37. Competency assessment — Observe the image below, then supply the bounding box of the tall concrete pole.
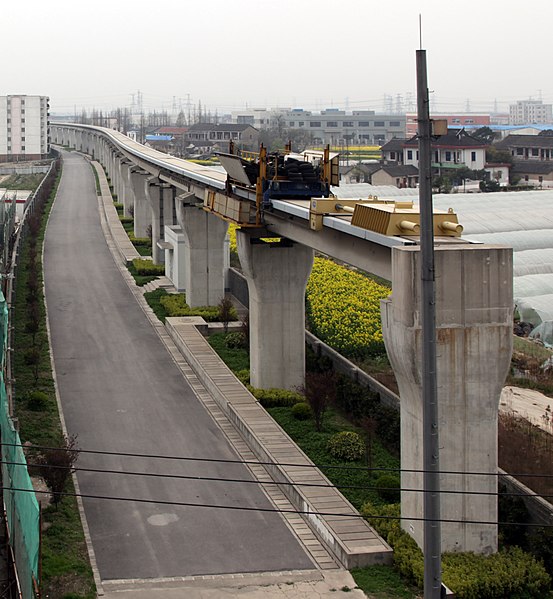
[416,49,442,598]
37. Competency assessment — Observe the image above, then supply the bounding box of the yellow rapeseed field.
[228,227,389,358]
[306,257,390,358]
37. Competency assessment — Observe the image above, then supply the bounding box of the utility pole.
[416,47,442,599]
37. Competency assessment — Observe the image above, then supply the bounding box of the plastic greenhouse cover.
[464,230,553,252]
[513,249,553,277]
[332,186,553,322]
[516,296,553,327]
[529,320,553,348]
[435,189,553,323]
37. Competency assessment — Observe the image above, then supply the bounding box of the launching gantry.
[309,197,463,237]
[205,141,462,239]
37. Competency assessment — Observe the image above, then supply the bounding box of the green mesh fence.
[0,292,40,599]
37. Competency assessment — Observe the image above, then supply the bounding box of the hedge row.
[361,502,551,598]
[131,258,164,276]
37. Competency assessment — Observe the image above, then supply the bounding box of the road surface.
[43,150,313,581]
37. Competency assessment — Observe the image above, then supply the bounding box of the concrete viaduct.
[52,123,514,556]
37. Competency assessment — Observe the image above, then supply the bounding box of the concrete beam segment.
[381,244,513,554]
[129,167,150,238]
[175,195,228,307]
[265,216,392,281]
[237,231,314,391]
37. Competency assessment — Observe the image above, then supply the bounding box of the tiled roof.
[403,130,487,148]
[376,164,419,177]
[495,134,553,149]
[380,138,408,152]
[512,161,553,174]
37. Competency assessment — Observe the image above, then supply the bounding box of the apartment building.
[509,100,553,125]
[0,95,50,162]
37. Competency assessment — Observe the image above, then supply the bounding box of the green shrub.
[442,546,551,598]
[131,259,164,276]
[374,473,401,502]
[327,431,365,461]
[335,376,400,452]
[527,527,553,574]
[27,390,50,412]
[159,293,220,321]
[249,386,304,408]
[119,216,133,224]
[234,369,250,385]
[360,501,400,541]
[292,402,312,420]
[224,331,246,349]
[129,234,151,246]
[387,528,424,587]
[365,506,551,599]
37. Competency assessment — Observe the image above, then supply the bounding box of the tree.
[176,110,186,127]
[302,371,337,432]
[218,296,235,334]
[486,145,513,165]
[38,435,80,506]
[472,126,496,145]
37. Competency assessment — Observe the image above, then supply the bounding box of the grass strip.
[13,167,96,598]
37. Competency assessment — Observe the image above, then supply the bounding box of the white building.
[230,107,406,146]
[0,95,50,162]
[509,100,553,125]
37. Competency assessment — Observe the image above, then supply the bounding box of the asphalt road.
[43,151,313,580]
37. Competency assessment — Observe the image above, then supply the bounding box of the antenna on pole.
[419,14,423,50]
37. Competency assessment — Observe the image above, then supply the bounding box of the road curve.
[43,150,313,580]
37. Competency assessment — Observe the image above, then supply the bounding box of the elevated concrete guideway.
[53,125,514,557]
[52,122,410,280]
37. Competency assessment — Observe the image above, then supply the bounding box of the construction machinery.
[204,142,339,227]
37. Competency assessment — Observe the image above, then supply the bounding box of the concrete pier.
[381,244,513,554]
[237,231,313,390]
[128,167,150,238]
[175,196,228,307]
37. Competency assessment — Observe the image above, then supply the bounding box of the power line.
[1,484,551,529]
[3,442,553,479]
[2,458,552,501]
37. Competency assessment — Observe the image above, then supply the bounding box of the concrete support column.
[129,168,150,238]
[144,177,167,264]
[237,231,314,391]
[118,159,131,213]
[175,195,228,307]
[99,139,106,167]
[162,185,176,228]
[381,245,513,554]
[107,149,115,185]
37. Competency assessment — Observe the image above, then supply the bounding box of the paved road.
[43,151,313,581]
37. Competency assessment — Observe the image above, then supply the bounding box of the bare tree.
[303,371,337,432]
[38,435,80,506]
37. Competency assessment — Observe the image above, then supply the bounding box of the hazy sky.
[3,0,552,116]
